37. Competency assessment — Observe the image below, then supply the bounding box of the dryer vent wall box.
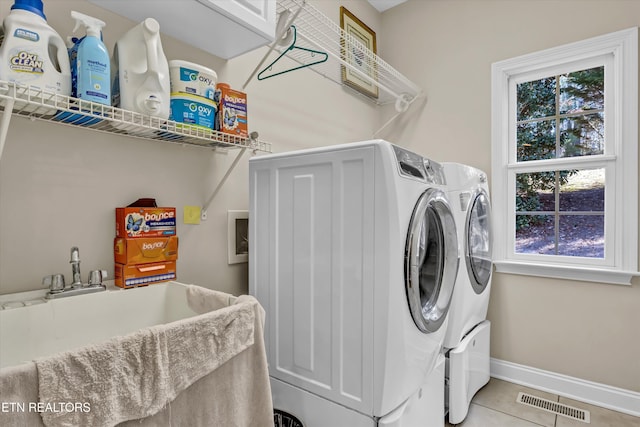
[88,0,276,59]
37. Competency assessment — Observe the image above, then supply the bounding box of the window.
[491,28,638,285]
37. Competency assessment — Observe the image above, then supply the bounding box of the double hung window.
[491,28,638,284]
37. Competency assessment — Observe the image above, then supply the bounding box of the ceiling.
[367,0,408,12]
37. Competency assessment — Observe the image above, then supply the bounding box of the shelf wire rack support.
[0,98,14,161]
[202,146,247,218]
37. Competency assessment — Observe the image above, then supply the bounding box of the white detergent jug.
[0,0,71,99]
[112,18,170,119]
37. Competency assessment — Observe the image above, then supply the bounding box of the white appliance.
[441,162,493,425]
[249,140,459,426]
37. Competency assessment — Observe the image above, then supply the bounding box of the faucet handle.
[88,270,108,287]
[43,274,65,293]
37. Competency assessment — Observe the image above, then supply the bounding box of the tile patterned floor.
[446,379,640,427]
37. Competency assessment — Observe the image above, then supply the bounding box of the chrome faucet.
[70,246,82,288]
[42,246,107,299]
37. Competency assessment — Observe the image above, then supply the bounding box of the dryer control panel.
[391,144,446,185]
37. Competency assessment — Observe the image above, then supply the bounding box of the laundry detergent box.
[216,83,248,138]
[114,236,179,265]
[114,261,176,288]
[116,207,176,238]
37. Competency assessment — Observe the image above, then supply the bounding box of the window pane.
[515,169,605,258]
[559,113,604,157]
[517,77,556,121]
[559,169,605,212]
[515,214,555,254]
[516,172,556,211]
[559,66,604,114]
[517,119,555,161]
[558,215,604,258]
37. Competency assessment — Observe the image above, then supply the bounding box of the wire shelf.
[272,0,422,110]
[0,81,272,153]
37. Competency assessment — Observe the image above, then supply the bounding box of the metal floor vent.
[517,392,591,423]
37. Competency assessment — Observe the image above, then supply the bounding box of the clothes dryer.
[441,162,493,424]
[250,140,459,426]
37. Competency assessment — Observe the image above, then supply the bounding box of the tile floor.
[446,378,640,427]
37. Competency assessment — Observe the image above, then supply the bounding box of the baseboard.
[490,358,640,417]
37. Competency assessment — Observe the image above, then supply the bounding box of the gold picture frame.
[340,6,379,99]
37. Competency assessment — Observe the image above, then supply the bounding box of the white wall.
[381,0,640,393]
[0,0,381,296]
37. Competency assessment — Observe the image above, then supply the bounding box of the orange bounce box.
[114,261,177,288]
[114,236,178,265]
[216,83,248,138]
[116,207,176,238]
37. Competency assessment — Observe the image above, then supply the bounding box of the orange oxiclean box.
[114,236,179,265]
[114,261,177,288]
[116,207,176,238]
[216,83,248,138]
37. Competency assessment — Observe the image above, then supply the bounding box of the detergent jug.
[112,18,170,119]
[0,0,71,97]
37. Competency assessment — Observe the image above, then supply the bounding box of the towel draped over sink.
[0,285,273,427]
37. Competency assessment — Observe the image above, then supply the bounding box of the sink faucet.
[42,246,107,299]
[70,246,82,288]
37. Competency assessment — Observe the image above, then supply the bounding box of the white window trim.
[491,27,638,285]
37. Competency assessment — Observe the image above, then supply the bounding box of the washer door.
[405,188,459,333]
[465,189,492,294]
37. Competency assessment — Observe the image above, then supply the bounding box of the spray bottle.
[67,35,80,98]
[70,11,110,105]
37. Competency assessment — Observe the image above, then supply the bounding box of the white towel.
[120,289,273,427]
[0,362,43,427]
[35,287,257,427]
[186,283,237,313]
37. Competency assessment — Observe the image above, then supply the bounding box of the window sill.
[494,260,639,285]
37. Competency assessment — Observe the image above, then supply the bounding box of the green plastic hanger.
[257,25,328,80]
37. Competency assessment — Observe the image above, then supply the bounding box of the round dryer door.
[466,189,492,294]
[405,188,459,333]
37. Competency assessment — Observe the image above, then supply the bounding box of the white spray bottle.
[70,11,110,105]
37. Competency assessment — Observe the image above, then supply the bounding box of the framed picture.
[227,210,248,264]
[340,6,379,99]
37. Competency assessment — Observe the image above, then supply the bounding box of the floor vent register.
[517,392,591,423]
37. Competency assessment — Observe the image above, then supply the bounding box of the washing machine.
[441,162,493,425]
[249,140,459,426]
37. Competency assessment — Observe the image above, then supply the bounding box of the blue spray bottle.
[70,11,110,105]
